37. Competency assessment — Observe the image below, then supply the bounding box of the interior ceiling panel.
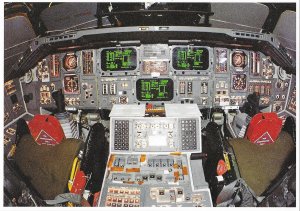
[40,3,98,33]
[210,3,269,32]
[4,42,30,76]
[4,15,36,74]
[4,15,36,49]
[273,10,296,60]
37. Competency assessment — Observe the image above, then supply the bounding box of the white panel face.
[110,104,146,117]
[110,104,202,153]
[148,135,168,147]
[165,104,201,117]
[210,3,269,32]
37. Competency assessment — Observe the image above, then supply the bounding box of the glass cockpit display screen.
[136,79,174,101]
[172,47,209,70]
[101,47,137,71]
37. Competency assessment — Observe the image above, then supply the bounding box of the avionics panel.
[81,50,94,75]
[111,117,200,152]
[100,47,138,74]
[215,48,229,74]
[63,74,80,94]
[172,46,211,75]
[99,104,211,207]
[49,54,61,78]
[99,77,134,109]
[63,52,78,71]
[172,46,209,70]
[140,44,170,75]
[109,104,202,153]
[20,44,296,113]
[99,154,212,207]
[231,50,248,71]
[142,60,169,75]
[287,86,296,115]
[177,76,212,107]
[136,78,174,101]
[4,79,26,125]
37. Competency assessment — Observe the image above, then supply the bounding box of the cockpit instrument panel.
[232,74,247,91]
[142,60,169,75]
[172,46,209,71]
[101,47,137,72]
[250,52,260,77]
[49,55,60,77]
[136,78,174,101]
[261,57,274,79]
[19,43,295,118]
[63,52,78,71]
[37,59,50,82]
[215,48,228,73]
[232,51,247,70]
[64,74,80,94]
[287,87,296,114]
[82,50,94,75]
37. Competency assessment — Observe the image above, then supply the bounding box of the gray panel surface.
[40,3,97,31]
[211,3,269,32]
[273,10,296,60]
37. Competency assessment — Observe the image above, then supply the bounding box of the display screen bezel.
[136,78,174,101]
[100,47,137,71]
[172,46,209,71]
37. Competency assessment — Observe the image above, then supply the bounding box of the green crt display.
[136,79,174,101]
[101,48,137,71]
[172,47,209,70]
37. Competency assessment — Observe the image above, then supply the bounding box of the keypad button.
[114,120,129,150]
[181,119,198,151]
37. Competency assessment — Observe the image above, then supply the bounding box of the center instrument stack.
[98,104,212,207]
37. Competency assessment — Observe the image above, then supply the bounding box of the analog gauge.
[63,53,78,70]
[232,74,247,91]
[232,51,247,69]
[67,79,78,92]
[64,74,80,94]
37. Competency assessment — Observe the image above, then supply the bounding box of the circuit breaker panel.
[98,104,212,207]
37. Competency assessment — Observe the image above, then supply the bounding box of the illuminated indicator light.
[107,155,115,167]
[126,168,140,173]
[182,166,189,175]
[140,154,146,162]
[110,167,124,172]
